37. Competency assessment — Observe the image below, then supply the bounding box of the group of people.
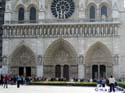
[0,74,121,93]
[97,76,117,92]
[0,74,32,88]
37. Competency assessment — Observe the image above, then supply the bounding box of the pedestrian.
[97,78,102,87]
[3,75,9,88]
[108,75,115,92]
[0,74,3,85]
[102,78,106,87]
[16,75,21,88]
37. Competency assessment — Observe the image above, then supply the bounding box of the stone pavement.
[0,85,124,93]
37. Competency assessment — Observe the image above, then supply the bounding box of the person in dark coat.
[0,74,3,85]
[16,75,21,88]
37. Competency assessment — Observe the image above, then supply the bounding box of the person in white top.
[108,76,115,92]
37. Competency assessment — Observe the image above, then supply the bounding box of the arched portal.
[43,39,77,80]
[10,45,36,77]
[85,42,113,80]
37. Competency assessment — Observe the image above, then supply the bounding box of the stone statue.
[101,15,106,21]
[113,54,119,65]
[38,55,42,65]
[79,55,84,64]
[3,56,8,65]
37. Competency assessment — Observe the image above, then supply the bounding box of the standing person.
[3,75,9,88]
[102,78,106,87]
[108,76,115,92]
[97,78,102,87]
[16,75,21,88]
[1,74,3,85]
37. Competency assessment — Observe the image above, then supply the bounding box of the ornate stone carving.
[20,52,30,65]
[54,49,69,64]
[11,46,36,66]
[79,3,84,11]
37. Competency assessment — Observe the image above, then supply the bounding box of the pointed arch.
[101,5,108,17]
[99,2,111,19]
[29,7,37,23]
[10,45,36,67]
[27,4,38,23]
[9,45,36,76]
[85,41,112,64]
[43,39,78,79]
[85,42,113,79]
[27,4,38,11]
[43,39,77,62]
[87,3,97,22]
[18,7,25,22]
[16,4,25,11]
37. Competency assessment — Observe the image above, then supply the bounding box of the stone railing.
[2,23,120,38]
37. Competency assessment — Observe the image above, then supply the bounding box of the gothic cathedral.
[1,0,125,81]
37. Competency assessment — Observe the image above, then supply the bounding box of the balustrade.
[2,23,120,38]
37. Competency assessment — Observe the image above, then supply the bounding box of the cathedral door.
[55,65,61,78]
[19,67,24,76]
[63,65,69,80]
[92,65,106,79]
[100,65,106,78]
[26,67,31,76]
[92,65,98,79]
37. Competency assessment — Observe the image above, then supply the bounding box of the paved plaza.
[0,85,124,93]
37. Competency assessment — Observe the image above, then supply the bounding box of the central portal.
[55,65,69,80]
[92,65,106,79]
[19,67,31,76]
[43,39,78,80]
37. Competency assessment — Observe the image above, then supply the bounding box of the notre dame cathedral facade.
[1,0,125,80]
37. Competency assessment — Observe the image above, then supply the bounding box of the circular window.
[51,0,75,19]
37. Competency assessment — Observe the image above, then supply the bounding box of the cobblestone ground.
[0,85,124,93]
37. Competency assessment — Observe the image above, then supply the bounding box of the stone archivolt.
[10,45,36,67]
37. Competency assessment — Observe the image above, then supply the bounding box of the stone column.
[78,55,84,79]
[36,55,43,77]
[61,65,63,79]
[96,9,100,21]
[25,11,29,23]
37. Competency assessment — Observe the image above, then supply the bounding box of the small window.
[101,6,107,17]
[30,7,36,23]
[18,7,24,23]
[90,6,96,22]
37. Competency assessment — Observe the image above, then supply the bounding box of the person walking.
[108,76,115,92]
[16,75,21,88]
